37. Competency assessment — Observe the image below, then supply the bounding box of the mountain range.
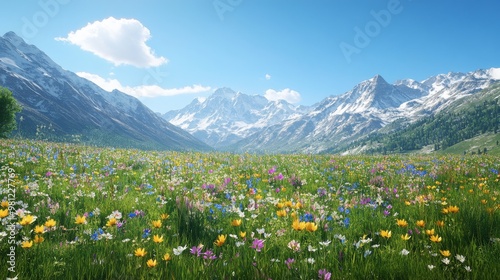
[0,31,210,151]
[1,31,499,154]
[163,68,500,153]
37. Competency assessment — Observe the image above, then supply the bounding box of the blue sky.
[2,0,500,113]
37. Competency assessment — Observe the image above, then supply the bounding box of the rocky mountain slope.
[0,31,211,151]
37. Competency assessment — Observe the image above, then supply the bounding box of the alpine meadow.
[1,139,500,279]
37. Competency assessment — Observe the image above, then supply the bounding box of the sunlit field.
[1,139,499,280]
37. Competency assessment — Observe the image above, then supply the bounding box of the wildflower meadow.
[0,139,499,279]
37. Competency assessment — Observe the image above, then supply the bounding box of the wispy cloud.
[265,74,271,80]
[77,72,211,98]
[264,88,301,104]
[56,17,166,68]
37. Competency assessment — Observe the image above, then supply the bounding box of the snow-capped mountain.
[162,87,310,148]
[231,68,500,153]
[0,31,210,151]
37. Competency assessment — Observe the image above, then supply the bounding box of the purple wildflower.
[251,239,265,252]
[203,249,217,260]
[190,245,203,257]
[285,258,295,269]
[318,269,332,280]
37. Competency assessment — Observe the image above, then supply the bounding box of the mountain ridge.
[162,87,310,148]
[164,67,500,153]
[0,31,211,151]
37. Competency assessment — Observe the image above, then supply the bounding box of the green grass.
[440,132,500,156]
[0,138,499,279]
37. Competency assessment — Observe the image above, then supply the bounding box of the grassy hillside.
[439,132,500,156]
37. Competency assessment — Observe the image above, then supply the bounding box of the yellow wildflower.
[0,209,8,218]
[401,233,411,241]
[425,229,435,236]
[415,220,425,228]
[440,250,451,257]
[153,234,164,243]
[292,219,306,231]
[75,215,86,225]
[305,222,318,232]
[151,220,162,228]
[396,219,408,227]
[380,230,392,239]
[214,234,227,247]
[134,248,147,257]
[34,225,45,234]
[20,215,36,226]
[106,217,117,227]
[34,235,44,244]
[146,259,157,268]
[1,200,8,208]
[447,205,459,213]
[161,213,170,220]
[45,219,56,228]
[163,253,172,262]
[21,240,33,248]
[231,219,242,227]
[276,210,287,217]
[430,234,442,243]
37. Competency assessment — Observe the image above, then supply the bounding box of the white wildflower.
[319,240,331,247]
[400,249,410,256]
[173,245,188,255]
[455,254,466,263]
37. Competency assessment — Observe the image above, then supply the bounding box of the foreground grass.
[0,139,499,279]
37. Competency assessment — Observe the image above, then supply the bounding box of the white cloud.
[77,72,122,91]
[265,74,271,80]
[77,72,211,98]
[56,17,167,68]
[264,88,301,104]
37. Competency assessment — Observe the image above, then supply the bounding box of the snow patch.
[0,57,19,68]
[487,68,500,80]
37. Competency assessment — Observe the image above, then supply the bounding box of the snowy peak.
[163,87,309,148]
[368,74,388,85]
[313,74,425,118]
[3,31,25,47]
[212,87,237,98]
[485,68,500,79]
